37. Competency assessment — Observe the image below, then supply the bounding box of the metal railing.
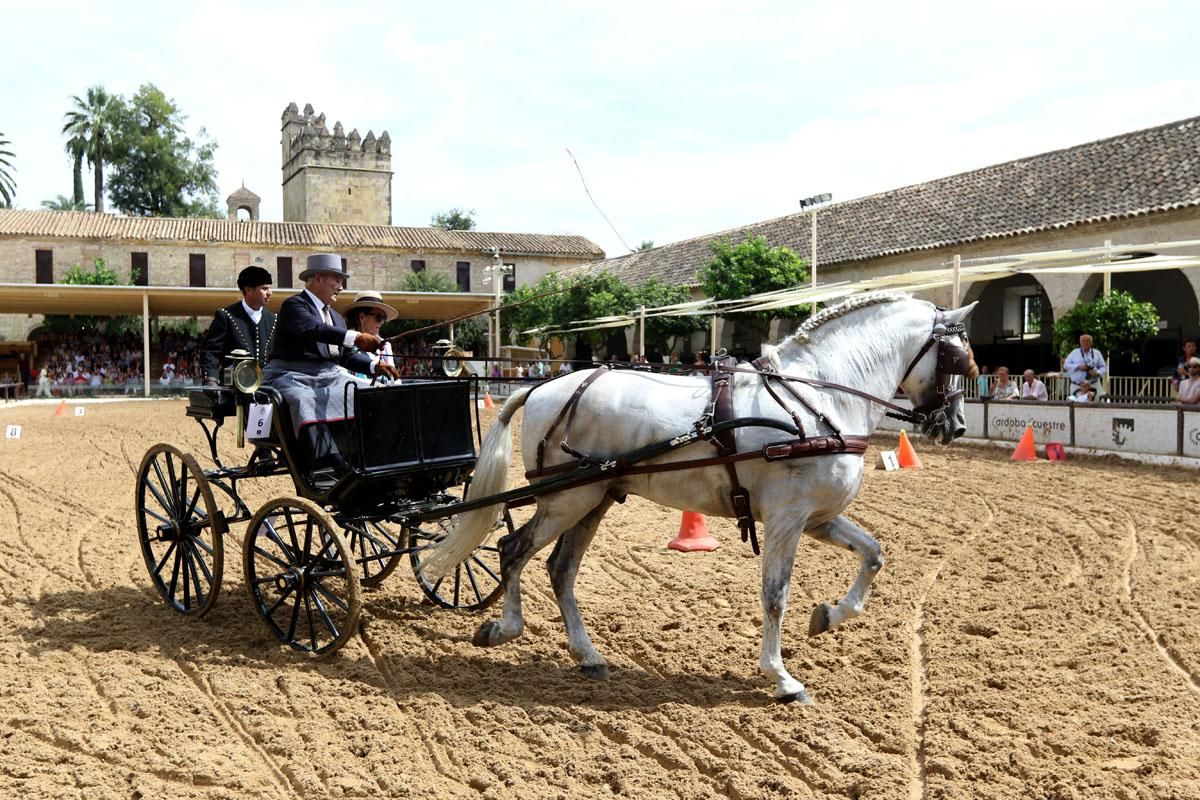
[966,373,1178,403]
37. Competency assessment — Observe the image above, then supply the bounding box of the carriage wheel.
[243,497,361,655]
[407,506,511,611]
[344,519,406,588]
[135,443,224,616]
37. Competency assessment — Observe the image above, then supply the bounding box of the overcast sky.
[4,1,1199,258]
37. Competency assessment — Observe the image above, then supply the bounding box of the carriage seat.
[186,386,236,421]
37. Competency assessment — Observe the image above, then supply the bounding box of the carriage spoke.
[154,540,178,577]
[309,589,340,639]
[283,508,302,563]
[191,535,214,555]
[168,541,183,600]
[311,580,350,613]
[462,559,484,605]
[145,465,176,519]
[141,507,171,526]
[180,546,192,609]
[266,585,295,617]
[469,554,500,583]
[303,590,318,652]
[188,540,214,583]
[184,545,205,607]
[183,485,202,522]
[165,453,179,514]
[302,518,314,566]
[260,522,297,565]
[251,544,291,571]
[285,586,303,642]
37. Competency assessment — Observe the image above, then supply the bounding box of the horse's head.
[899,302,978,445]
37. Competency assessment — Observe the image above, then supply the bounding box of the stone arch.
[1111,268,1200,374]
[964,273,1057,373]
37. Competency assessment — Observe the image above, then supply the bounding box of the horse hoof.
[580,663,610,681]
[776,689,813,705]
[808,603,833,636]
[473,621,503,647]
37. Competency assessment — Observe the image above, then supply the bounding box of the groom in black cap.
[263,253,400,476]
[200,265,278,386]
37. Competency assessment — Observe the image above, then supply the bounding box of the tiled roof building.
[568,116,1200,287]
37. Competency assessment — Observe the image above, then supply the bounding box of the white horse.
[421,292,977,703]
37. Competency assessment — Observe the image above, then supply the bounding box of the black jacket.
[268,292,375,375]
[199,301,277,383]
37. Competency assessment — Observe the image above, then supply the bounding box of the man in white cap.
[263,254,400,477]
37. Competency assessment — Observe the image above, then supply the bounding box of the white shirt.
[1021,379,1048,401]
[241,299,263,325]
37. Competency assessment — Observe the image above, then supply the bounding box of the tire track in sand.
[1117,509,1200,695]
[908,492,995,800]
[172,656,299,799]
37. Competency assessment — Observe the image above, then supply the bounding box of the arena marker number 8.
[5,424,21,439]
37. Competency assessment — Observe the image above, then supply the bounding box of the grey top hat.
[298,253,351,282]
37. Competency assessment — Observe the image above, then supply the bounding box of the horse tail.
[418,387,533,580]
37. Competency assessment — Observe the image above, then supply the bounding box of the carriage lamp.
[225,350,263,448]
[433,338,467,378]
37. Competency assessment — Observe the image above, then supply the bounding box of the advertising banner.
[1183,409,1200,459]
[1072,405,1177,455]
[986,403,1070,444]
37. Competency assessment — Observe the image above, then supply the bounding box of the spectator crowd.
[28,329,204,397]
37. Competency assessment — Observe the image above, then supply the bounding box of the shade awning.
[0,283,493,321]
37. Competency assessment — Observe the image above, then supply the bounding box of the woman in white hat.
[343,290,399,382]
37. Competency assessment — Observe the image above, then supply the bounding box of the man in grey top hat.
[263,253,400,476]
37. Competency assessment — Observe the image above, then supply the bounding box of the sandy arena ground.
[0,398,1198,799]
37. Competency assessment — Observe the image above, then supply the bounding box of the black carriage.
[134,367,508,655]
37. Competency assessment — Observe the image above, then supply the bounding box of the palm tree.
[65,136,86,207]
[42,194,90,211]
[0,132,15,208]
[62,86,120,213]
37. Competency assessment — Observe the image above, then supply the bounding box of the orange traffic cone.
[668,511,719,552]
[53,400,68,417]
[483,392,495,409]
[897,429,922,469]
[1011,426,1039,461]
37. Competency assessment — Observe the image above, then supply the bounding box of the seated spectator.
[1179,357,1200,404]
[1174,339,1198,386]
[1070,380,1097,403]
[991,366,1019,400]
[1020,369,1048,401]
[557,360,573,375]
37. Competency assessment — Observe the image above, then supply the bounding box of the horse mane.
[789,291,917,345]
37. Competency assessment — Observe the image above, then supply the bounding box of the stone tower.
[281,102,392,225]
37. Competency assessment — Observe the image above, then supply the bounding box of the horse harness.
[524,310,970,556]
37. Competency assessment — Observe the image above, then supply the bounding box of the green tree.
[636,240,655,251]
[696,235,810,344]
[0,132,15,208]
[65,135,86,207]
[631,278,705,357]
[106,84,220,218]
[42,194,90,211]
[42,258,139,334]
[62,85,121,213]
[503,271,701,357]
[381,270,486,354]
[1053,290,1159,369]
[431,208,476,230]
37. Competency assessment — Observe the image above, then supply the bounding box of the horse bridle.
[898,309,972,423]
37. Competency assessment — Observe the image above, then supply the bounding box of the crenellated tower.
[281,102,393,225]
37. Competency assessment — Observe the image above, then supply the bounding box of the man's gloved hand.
[354,332,384,353]
[376,362,401,381]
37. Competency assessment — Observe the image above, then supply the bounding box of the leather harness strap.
[536,365,611,475]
